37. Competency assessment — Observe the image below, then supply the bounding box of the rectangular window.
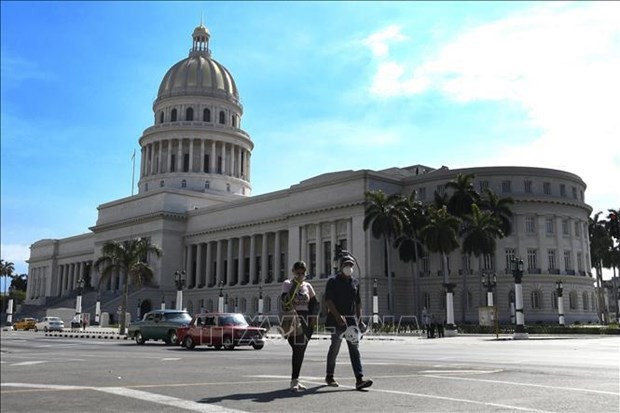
[548,249,557,270]
[183,154,190,172]
[267,254,273,283]
[524,180,533,193]
[545,217,555,235]
[204,154,210,173]
[575,222,581,237]
[577,253,583,271]
[255,256,261,284]
[560,184,566,197]
[502,180,512,193]
[527,248,538,271]
[526,216,536,234]
[461,255,471,274]
[418,187,426,200]
[171,154,176,172]
[479,180,489,192]
[505,248,516,272]
[564,250,573,270]
[483,254,494,270]
[562,219,569,235]
[308,243,316,277]
[422,254,430,275]
[572,187,577,199]
[323,241,332,277]
[543,182,551,195]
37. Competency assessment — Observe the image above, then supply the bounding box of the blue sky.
[2,1,619,277]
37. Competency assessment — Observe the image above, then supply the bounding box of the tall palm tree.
[446,173,480,323]
[394,191,428,318]
[419,205,461,329]
[363,190,409,314]
[94,238,162,334]
[480,188,514,237]
[461,204,505,305]
[0,259,15,297]
[589,213,611,323]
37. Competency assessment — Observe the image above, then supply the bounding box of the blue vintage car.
[127,309,192,345]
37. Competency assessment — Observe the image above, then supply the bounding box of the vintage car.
[127,309,192,345]
[35,316,65,332]
[13,318,37,331]
[177,313,266,350]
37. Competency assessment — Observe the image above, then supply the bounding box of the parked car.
[13,318,37,331]
[127,309,192,345]
[177,312,266,350]
[35,316,65,332]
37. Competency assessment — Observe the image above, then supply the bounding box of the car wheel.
[167,331,178,346]
[214,344,222,350]
[34,327,39,332]
[183,336,195,350]
[44,327,49,332]
[135,331,146,345]
[223,336,234,350]
[252,343,264,350]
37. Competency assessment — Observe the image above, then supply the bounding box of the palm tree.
[589,213,611,323]
[363,190,409,314]
[419,205,461,330]
[461,204,505,305]
[480,188,514,237]
[446,173,480,323]
[94,238,162,334]
[394,191,428,318]
[1,259,15,297]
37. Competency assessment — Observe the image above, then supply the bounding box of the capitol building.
[25,24,598,326]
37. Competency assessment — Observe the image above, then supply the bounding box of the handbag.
[280,281,303,338]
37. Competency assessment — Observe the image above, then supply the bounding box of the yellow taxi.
[13,318,37,331]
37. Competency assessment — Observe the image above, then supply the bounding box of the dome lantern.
[190,22,211,57]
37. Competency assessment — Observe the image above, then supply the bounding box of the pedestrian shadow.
[198,385,339,404]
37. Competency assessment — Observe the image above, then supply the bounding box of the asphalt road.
[1,331,618,413]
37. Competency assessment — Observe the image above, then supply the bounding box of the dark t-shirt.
[324,273,361,327]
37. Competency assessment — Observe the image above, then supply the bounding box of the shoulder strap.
[283,281,303,308]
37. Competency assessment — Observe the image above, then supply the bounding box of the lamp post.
[258,284,264,323]
[6,286,14,326]
[556,280,565,326]
[174,270,185,311]
[443,282,457,335]
[160,295,166,310]
[218,281,224,312]
[372,279,379,325]
[511,257,528,339]
[481,272,497,306]
[234,297,239,313]
[224,293,229,312]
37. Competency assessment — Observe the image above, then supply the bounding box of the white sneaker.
[290,379,306,392]
[297,381,307,391]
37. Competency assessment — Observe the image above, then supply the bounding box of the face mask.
[342,266,354,276]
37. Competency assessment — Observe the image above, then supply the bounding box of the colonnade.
[140,138,250,181]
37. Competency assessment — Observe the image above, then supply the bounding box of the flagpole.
[131,149,136,196]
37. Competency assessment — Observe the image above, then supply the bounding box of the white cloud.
[361,24,408,58]
[363,3,620,212]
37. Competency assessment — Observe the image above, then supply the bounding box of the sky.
[1,1,619,279]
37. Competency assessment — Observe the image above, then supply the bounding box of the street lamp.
[76,278,85,327]
[225,293,229,312]
[556,280,565,326]
[481,272,497,306]
[160,295,166,310]
[174,270,185,311]
[95,291,101,325]
[234,297,239,313]
[6,286,14,326]
[511,257,528,339]
[258,284,264,323]
[372,279,379,325]
[218,281,224,312]
[443,282,457,335]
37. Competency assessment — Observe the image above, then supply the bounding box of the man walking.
[324,252,373,390]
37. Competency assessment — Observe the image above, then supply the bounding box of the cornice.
[90,211,188,233]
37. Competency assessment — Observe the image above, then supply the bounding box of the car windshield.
[48,317,61,322]
[218,314,248,326]
[164,312,192,322]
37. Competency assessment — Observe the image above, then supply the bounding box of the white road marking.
[420,369,503,375]
[161,358,182,361]
[2,383,247,412]
[11,361,48,366]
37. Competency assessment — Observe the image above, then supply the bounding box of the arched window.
[186,107,194,121]
[159,112,164,124]
[531,290,542,309]
[582,292,589,310]
[160,180,164,188]
[219,110,226,124]
[181,179,187,188]
[203,108,211,122]
[569,291,578,309]
[171,109,177,122]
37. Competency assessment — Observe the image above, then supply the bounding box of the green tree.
[94,238,162,334]
[363,190,409,314]
[1,259,15,297]
[480,188,514,237]
[589,213,611,323]
[394,191,428,318]
[419,205,461,328]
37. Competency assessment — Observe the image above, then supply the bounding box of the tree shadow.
[198,385,341,404]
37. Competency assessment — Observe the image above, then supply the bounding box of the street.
[1,331,618,412]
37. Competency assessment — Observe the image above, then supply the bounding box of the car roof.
[145,309,189,315]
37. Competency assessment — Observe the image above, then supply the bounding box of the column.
[249,235,256,284]
[140,147,147,178]
[177,139,183,172]
[238,236,245,284]
[196,242,204,287]
[346,220,352,250]
[188,138,194,172]
[185,245,192,285]
[227,238,234,286]
[211,141,216,173]
[274,231,281,282]
[205,241,213,286]
[300,225,307,263]
[200,139,206,173]
[221,142,227,175]
[58,265,64,296]
[167,139,173,172]
[316,224,323,277]
[158,141,163,174]
[216,240,223,285]
[231,145,236,177]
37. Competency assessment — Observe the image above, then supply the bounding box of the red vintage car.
[177,313,266,350]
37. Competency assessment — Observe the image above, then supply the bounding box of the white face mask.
[342,266,354,276]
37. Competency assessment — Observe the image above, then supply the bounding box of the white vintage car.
[35,316,65,332]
